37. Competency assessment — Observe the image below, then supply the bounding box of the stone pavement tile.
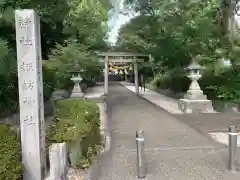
[89,84,234,179]
[108,86,221,149]
[96,148,240,180]
[175,113,240,133]
[119,82,182,114]
[84,85,104,98]
[85,85,104,94]
[119,82,240,133]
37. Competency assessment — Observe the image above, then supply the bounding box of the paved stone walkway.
[119,82,182,114]
[84,84,105,98]
[88,83,240,180]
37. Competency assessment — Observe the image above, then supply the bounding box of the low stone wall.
[85,95,108,151]
[96,100,109,150]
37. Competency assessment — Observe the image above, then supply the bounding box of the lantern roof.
[68,61,84,73]
[186,61,203,70]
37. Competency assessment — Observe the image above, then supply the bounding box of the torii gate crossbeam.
[96,51,151,95]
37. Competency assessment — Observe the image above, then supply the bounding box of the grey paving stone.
[95,149,240,180]
[88,83,239,180]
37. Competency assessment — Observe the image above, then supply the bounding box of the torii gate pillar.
[134,60,139,95]
[104,55,109,95]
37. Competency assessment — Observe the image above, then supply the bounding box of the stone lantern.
[178,60,214,113]
[69,61,85,98]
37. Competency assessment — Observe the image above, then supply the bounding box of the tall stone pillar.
[104,55,109,95]
[15,9,46,180]
[134,61,139,95]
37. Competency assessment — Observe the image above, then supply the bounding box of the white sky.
[107,0,135,44]
[108,14,132,43]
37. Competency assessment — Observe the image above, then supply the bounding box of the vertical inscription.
[15,9,45,180]
[35,13,46,174]
[20,62,34,72]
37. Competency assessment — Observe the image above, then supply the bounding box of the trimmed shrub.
[150,67,240,102]
[53,71,73,91]
[42,64,55,101]
[0,124,22,180]
[149,70,190,93]
[199,68,240,101]
[0,74,18,117]
[82,79,96,88]
[0,65,57,117]
[46,99,101,169]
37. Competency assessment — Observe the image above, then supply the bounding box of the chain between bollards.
[136,130,146,178]
[228,125,238,171]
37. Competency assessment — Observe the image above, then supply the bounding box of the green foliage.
[149,70,190,93]
[0,124,22,180]
[117,0,240,102]
[50,99,100,142]
[46,99,101,169]
[47,42,103,81]
[42,65,55,101]
[0,0,109,175]
[64,0,109,50]
[0,65,57,117]
[76,144,101,169]
[0,0,110,116]
[0,74,19,117]
[0,39,16,76]
[43,61,72,91]
[199,67,240,101]
[149,67,240,102]
[117,0,223,68]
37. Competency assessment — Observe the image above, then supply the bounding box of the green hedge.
[0,124,22,180]
[150,67,240,102]
[46,99,101,169]
[0,64,63,118]
[42,65,55,101]
[0,62,98,118]
[150,70,190,93]
[0,74,19,117]
[199,68,240,101]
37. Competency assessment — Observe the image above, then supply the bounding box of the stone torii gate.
[96,52,150,95]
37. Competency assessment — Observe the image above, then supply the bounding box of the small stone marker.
[15,9,46,180]
[47,143,68,180]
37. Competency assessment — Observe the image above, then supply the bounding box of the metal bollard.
[136,131,146,178]
[228,125,238,171]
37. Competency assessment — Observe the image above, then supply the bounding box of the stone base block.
[45,143,68,180]
[178,99,215,113]
[184,90,207,101]
[70,92,84,98]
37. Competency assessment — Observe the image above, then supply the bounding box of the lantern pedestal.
[184,80,207,100]
[70,74,84,98]
[179,99,214,113]
[178,61,215,113]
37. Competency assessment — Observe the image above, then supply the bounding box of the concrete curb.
[63,89,110,180]
[82,95,111,180]
[99,100,111,152]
